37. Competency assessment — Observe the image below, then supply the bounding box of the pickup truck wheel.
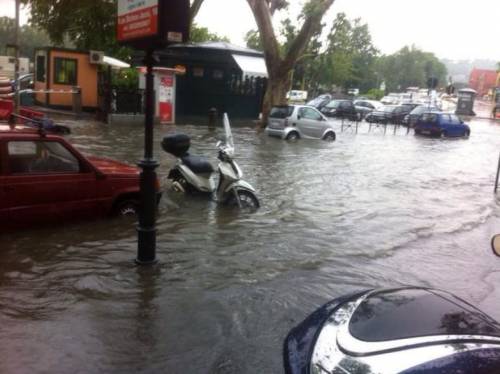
[115,199,139,216]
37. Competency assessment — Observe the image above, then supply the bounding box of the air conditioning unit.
[89,50,104,64]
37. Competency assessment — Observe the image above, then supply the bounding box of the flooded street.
[2,117,500,373]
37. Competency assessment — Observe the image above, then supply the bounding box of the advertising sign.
[158,73,175,124]
[117,0,158,42]
[117,0,190,49]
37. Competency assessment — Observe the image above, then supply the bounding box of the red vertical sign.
[158,73,174,123]
[117,0,158,42]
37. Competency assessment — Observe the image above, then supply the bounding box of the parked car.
[284,287,500,374]
[414,112,471,138]
[265,105,336,141]
[306,94,332,110]
[353,99,383,119]
[320,99,359,121]
[0,124,161,230]
[347,88,359,96]
[286,90,308,103]
[402,105,440,127]
[380,93,400,105]
[365,104,413,124]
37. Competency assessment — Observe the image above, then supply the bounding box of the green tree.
[377,46,447,92]
[244,30,263,51]
[246,0,336,119]
[22,0,206,60]
[302,13,378,93]
[0,16,54,58]
[190,24,229,43]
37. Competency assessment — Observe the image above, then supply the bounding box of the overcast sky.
[0,0,498,61]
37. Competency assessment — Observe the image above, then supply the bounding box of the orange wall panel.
[49,50,98,108]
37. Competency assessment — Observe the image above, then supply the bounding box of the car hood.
[87,156,139,176]
[284,287,500,374]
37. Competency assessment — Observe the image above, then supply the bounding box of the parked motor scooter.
[161,113,259,210]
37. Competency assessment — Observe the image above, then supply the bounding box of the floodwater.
[2,117,500,373]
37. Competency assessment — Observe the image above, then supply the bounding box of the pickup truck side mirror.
[297,115,301,120]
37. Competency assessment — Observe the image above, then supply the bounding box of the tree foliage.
[246,0,336,118]
[21,0,206,60]
[377,46,447,92]
[0,16,54,58]
[244,30,263,51]
[190,24,229,43]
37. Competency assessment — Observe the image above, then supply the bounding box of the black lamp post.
[116,0,190,265]
[136,48,159,265]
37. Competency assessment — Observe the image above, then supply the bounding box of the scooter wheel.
[227,190,260,211]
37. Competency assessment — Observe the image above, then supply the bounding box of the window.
[299,107,322,121]
[269,106,293,119]
[421,113,438,123]
[36,55,46,82]
[54,57,77,85]
[212,69,223,79]
[325,100,340,109]
[8,141,80,174]
[192,67,204,77]
[450,114,461,124]
[441,114,451,123]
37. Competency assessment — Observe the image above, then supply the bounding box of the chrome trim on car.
[310,289,500,374]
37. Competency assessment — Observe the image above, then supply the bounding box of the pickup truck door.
[4,139,98,227]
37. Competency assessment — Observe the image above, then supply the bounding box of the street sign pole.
[117,0,190,265]
[136,48,159,265]
[136,48,159,264]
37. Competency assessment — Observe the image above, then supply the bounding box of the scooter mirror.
[492,234,500,257]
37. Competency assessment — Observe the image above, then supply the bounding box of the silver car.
[265,105,336,141]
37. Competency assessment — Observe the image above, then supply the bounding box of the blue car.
[414,112,470,138]
[284,287,500,374]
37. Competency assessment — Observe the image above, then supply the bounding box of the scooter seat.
[181,154,214,174]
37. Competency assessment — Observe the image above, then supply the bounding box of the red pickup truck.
[0,124,160,230]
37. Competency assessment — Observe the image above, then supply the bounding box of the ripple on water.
[2,119,500,372]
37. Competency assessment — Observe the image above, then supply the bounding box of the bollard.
[72,86,82,117]
[208,107,217,128]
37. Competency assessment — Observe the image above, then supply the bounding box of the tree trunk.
[262,69,290,121]
[247,0,335,123]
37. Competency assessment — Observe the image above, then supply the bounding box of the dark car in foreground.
[0,124,161,230]
[320,99,359,121]
[284,287,500,374]
[414,112,470,138]
[365,104,413,124]
[402,104,440,127]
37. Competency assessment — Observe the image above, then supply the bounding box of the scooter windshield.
[223,113,235,156]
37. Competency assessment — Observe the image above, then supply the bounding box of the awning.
[103,56,130,69]
[231,54,268,78]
